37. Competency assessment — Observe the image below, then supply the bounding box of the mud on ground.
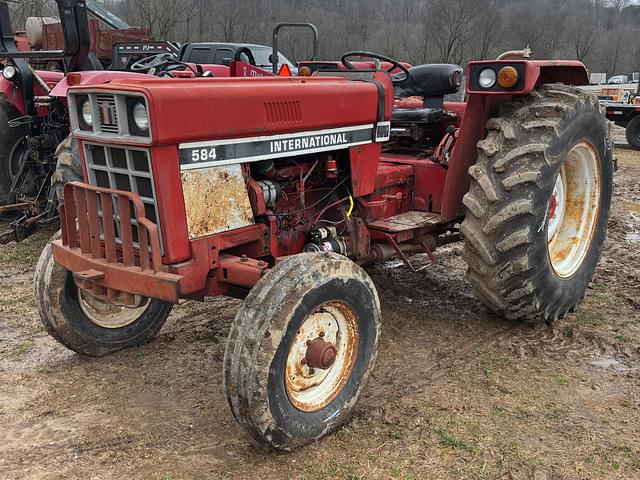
[0,149,639,480]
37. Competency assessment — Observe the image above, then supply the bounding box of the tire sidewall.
[265,276,378,446]
[530,106,613,308]
[36,237,172,356]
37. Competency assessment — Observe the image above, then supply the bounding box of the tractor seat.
[393,63,463,99]
[391,64,463,119]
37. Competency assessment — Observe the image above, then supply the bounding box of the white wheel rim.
[547,141,601,278]
[78,289,150,329]
[285,302,359,413]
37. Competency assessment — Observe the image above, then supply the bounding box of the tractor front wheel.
[224,253,381,450]
[461,84,613,323]
[34,236,173,356]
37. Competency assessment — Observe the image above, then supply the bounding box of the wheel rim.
[547,141,601,278]
[285,302,359,413]
[78,289,150,329]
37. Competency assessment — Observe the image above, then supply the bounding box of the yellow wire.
[346,195,354,218]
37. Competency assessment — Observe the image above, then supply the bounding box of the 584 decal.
[190,147,217,162]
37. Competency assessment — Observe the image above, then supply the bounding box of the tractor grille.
[83,142,162,251]
[96,94,120,134]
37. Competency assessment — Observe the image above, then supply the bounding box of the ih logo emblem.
[99,102,116,125]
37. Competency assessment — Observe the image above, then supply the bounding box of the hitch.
[0,210,54,245]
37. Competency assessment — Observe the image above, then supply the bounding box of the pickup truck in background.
[179,42,296,74]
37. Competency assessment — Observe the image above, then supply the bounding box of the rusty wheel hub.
[305,337,337,369]
[547,141,601,278]
[285,302,359,412]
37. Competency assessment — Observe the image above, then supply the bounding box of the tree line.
[11,0,640,77]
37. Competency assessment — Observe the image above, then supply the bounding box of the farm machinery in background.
[604,89,640,149]
[33,29,613,451]
[0,0,269,245]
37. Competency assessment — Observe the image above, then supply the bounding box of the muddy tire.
[51,134,82,206]
[34,235,173,357]
[461,84,613,323]
[0,95,30,205]
[625,115,640,149]
[224,253,381,450]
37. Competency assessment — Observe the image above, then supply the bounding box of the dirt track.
[1,149,639,480]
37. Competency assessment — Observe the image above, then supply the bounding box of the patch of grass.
[301,459,366,480]
[0,228,53,266]
[480,354,495,377]
[16,339,34,354]
[615,333,632,344]
[544,402,563,420]
[576,308,605,326]
[553,373,569,385]
[435,427,473,452]
[492,407,509,418]
[0,297,19,306]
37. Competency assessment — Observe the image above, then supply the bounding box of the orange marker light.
[497,66,519,89]
[278,64,293,77]
[67,73,82,86]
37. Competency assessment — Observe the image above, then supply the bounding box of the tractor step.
[368,211,442,233]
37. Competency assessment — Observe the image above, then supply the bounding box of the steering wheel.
[340,51,410,82]
[233,47,257,66]
[129,53,176,73]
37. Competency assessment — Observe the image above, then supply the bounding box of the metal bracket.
[383,233,427,273]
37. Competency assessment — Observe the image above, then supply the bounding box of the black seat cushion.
[393,64,462,99]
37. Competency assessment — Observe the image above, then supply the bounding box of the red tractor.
[0,1,266,244]
[34,49,613,450]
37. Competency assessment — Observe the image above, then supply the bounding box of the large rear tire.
[461,84,613,323]
[224,253,381,450]
[34,235,173,357]
[51,134,82,205]
[0,95,30,205]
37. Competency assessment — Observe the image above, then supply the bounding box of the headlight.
[81,99,93,128]
[478,68,496,88]
[132,102,149,132]
[2,65,18,81]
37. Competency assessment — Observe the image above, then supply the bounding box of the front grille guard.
[60,181,165,304]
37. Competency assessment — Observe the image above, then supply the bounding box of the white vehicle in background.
[608,75,629,84]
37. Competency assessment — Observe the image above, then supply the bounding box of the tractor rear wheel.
[224,253,381,450]
[461,84,613,323]
[51,134,82,206]
[0,95,30,205]
[34,236,173,356]
[625,115,640,149]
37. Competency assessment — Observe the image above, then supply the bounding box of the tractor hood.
[70,75,393,145]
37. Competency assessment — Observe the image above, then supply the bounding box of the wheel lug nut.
[301,358,307,365]
[308,368,315,375]
[319,331,325,337]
